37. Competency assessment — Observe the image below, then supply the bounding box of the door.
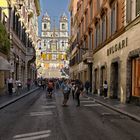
[132,58,140,97]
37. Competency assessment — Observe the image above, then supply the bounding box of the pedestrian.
[103,80,108,99]
[75,79,83,107]
[47,80,54,98]
[61,80,71,106]
[84,80,90,95]
[27,78,31,91]
[15,79,22,95]
[71,81,76,100]
[7,77,14,95]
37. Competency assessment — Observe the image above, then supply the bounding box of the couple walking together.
[61,79,83,107]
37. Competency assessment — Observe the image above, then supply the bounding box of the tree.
[0,22,10,55]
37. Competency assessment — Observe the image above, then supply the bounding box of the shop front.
[93,22,140,103]
[0,56,11,94]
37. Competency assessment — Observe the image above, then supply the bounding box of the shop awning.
[0,56,11,71]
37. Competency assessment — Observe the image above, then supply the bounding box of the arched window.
[62,24,65,29]
[44,23,47,29]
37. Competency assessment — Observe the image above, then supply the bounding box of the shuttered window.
[88,33,92,49]
[90,0,93,21]
[97,0,100,12]
[102,15,107,42]
[94,28,97,48]
[111,2,118,35]
[126,0,132,23]
[96,23,100,46]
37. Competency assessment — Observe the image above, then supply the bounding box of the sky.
[38,0,70,35]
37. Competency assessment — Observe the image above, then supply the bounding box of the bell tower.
[59,13,68,31]
[42,11,51,32]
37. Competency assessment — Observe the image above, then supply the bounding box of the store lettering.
[107,37,128,56]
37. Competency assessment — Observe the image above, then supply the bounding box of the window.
[111,3,117,35]
[136,0,140,16]
[97,0,100,12]
[52,54,57,60]
[89,33,92,49]
[44,40,46,46]
[62,41,64,47]
[44,23,46,29]
[85,11,88,30]
[126,0,132,23]
[62,24,65,29]
[90,0,93,21]
[96,22,100,47]
[102,15,107,42]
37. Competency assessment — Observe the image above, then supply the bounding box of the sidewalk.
[85,93,140,122]
[0,86,39,110]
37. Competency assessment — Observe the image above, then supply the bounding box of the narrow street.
[0,89,140,140]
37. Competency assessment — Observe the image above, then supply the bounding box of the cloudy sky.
[38,0,70,35]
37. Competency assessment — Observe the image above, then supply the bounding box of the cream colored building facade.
[0,0,40,94]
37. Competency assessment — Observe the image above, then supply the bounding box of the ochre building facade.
[69,0,140,104]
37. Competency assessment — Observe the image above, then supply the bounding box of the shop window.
[95,69,99,93]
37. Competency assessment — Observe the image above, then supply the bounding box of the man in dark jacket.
[85,80,90,95]
[75,79,83,107]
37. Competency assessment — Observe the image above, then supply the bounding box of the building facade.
[0,0,40,94]
[37,12,69,78]
[69,0,140,104]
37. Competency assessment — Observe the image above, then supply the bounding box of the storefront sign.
[107,37,128,56]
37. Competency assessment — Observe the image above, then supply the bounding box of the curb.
[85,95,140,123]
[0,87,39,110]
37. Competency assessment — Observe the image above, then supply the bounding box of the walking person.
[84,80,90,95]
[15,79,22,95]
[27,78,31,91]
[103,80,108,99]
[47,80,54,98]
[7,77,14,95]
[61,80,71,107]
[71,81,76,100]
[75,79,83,107]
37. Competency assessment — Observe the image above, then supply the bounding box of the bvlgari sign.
[107,37,128,56]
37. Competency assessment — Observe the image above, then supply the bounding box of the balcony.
[82,49,93,64]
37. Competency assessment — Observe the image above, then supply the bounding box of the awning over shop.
[0,56,11,71]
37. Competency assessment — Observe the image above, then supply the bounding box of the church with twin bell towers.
[37,12,69,78]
